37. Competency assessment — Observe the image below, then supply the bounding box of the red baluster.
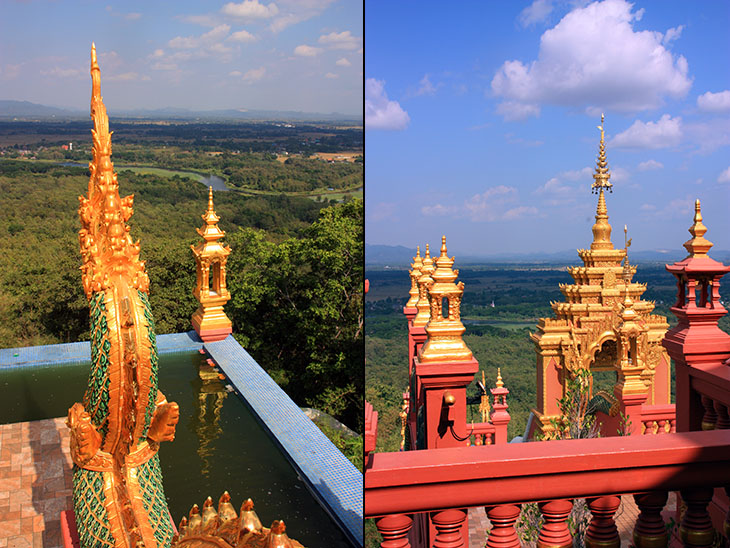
[679,487,714,548]
[537,499,573,548]
[701,395,716,430]
[375,514,413,548]
[485,504,521,548]
[657,419,667,434]
[585,496,620,548]
[669,419,676,433]
[713,401,730,429]
[633,491,668,548]
[431,509,467,548]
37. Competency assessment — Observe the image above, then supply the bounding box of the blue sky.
[365,0,730,256]
[0,0,362,115]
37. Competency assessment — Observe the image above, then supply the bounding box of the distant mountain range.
[0,99,362,123]
[366,243,730,267]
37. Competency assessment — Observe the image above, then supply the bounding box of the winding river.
[58,161,229,191]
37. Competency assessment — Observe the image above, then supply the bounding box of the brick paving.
[0,418,73,548]
[468,493,678,547]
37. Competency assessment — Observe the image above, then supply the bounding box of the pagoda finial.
[208,186,214,211]
[406,246,424,308]
[590,115,614,250]
[440,235,447,256]
[496,368,504,388]
[683,199,713,258]
[412,243,436,328]
[592,113,612,194]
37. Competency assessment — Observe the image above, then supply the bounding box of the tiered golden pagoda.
[412,244,435,328]
[405,246,423,309]
[530,115,670,439]
[191,187,232,342]
[418,236,473,363]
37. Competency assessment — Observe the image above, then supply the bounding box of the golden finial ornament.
[590,114,614,250]
[191,187,233,341]
[496,368,504,389]
[406,246,423,308]
[418,236,474,363]
[412,244,435,327]
[683,199,713,258]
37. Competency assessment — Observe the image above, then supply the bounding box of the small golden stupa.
[530,115,670,439]
[418,236,473,363]
[412,244,435,328]
[405,246,423,309]
[191,187,233,341]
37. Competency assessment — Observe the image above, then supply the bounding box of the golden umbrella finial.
[590,115,614,250]
[683,199,713,258]
[592,113,612,194]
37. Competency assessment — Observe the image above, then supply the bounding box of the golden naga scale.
[68,43,303,548]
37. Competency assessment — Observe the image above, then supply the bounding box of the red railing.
[365,429,730,547]
[640,403,676,434]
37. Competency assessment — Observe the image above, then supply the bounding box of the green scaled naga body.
[67,44,179,548]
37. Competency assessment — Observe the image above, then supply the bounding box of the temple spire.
[683,199,713,258]
[590,114,614,250]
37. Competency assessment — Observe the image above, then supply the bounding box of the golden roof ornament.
[683,199,713,258]
[78,42,148,299]
[418,236,473,363]
[191,187,233,341]
[412,244,435,327]
[590,114,614,250]
[496,368,504,389]
[405,246,423,308]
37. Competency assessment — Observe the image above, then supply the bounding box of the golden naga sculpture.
[70,43,180,548]
[191,187,233,342]
[418,236,473,363]
[70,44,303,548]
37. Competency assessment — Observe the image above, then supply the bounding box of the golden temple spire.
[191,188,233,341]
[412,244,435,327]
[496,368,504,388]
[590,114,614,250]
[78,43,148,299]
[418,236,473,363]
[592,113,612,194]
[406,246,423,308]
[683,199,713,258]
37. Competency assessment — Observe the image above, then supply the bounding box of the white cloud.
[518,0,554,27]
[169,24,231,49]
[228,29,256,43]
[41,67,81,78]
[496,101,540,122]
[294,45,322,57]
[492,0,692,120]
[318,30,359,50]
[415,74,438,96]
[662,25,683,46]
[242,67,266,82]
[562,167,592,181]
[423,186,536,222]
[221,1,279,19]
[325,72,338,79]
[151,49,165,58]
[611,115,682,149]
[107,72,150,82]
[152,62,178,71]
[697,90,730,113]
[365,78,410,131]
[335,58,351,67]
[229,70,243,77]
[637,159,664,171]
[718,167,730,184]
[269,0,336,32]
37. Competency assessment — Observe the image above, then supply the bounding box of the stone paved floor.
[468,493,678,547]
[0,418,73,548]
